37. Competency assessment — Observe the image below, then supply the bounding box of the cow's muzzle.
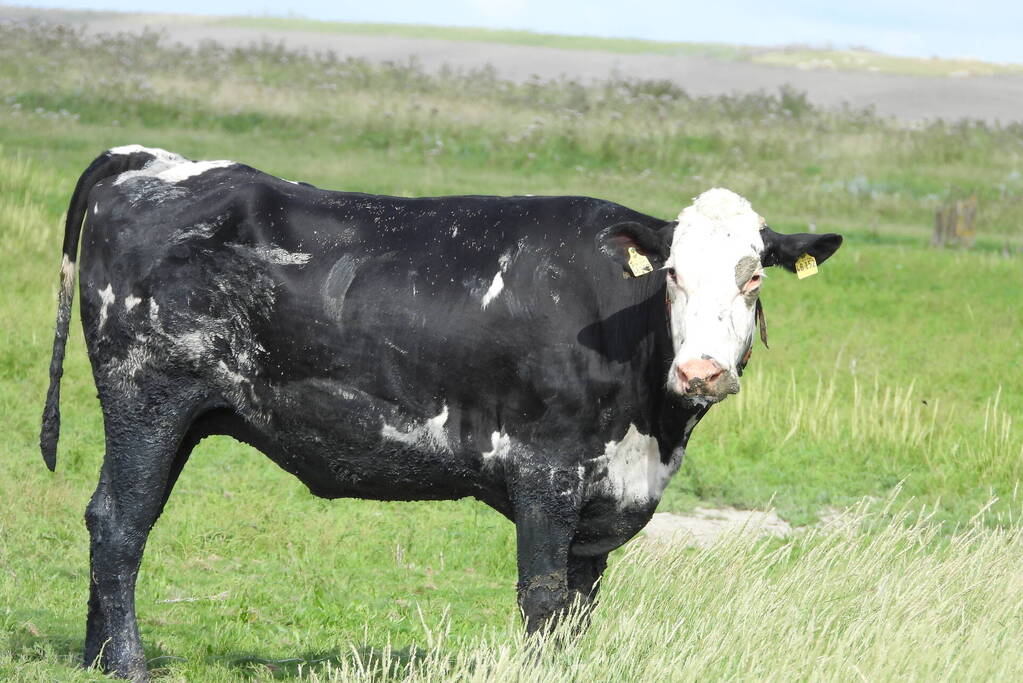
[673,357,739,402]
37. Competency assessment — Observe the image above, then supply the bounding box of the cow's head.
[599,188,842,405]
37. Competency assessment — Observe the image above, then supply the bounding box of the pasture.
[1,21,1022,680]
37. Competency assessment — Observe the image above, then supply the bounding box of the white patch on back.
[592,424,681,509]
[481,272,504,309]
[97,284,115,331]
[110,145,234,186]
[93,202,99,214]
[155,160,234,183]
[381,405,451,452]
[124,295,142,311]
[109,144,178,158]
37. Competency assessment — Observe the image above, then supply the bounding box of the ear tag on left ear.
[627,247,653,278]
[795,253,818,279]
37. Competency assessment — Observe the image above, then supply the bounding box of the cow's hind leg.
[83,388,203,681]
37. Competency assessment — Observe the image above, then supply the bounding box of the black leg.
[568,553,607,606]
[509,456,582,636]
[567,552,608,630]
[83,394,198,681]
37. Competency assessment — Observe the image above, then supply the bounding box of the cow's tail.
[40,149,153,471]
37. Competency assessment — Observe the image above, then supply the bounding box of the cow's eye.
[667,267,678,282]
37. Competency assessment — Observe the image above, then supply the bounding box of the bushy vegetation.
[1,20,1021,680]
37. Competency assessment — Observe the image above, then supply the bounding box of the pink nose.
[676,358,726,394]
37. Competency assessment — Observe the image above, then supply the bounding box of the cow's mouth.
[668,371,740,405]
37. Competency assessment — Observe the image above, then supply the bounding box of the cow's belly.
[247,378,506,508]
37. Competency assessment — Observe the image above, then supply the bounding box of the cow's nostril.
[676,358,727,394]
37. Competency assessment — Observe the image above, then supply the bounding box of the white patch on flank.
[97,284,115,331]
[383,339,408,355]
[104,343,153,393]
[110,145,234,186]
[247,245,312,265]
[322,255,361,323]
[594,424,681,508]
[481,431,511,466]
[148,299,161,329]
[124,295,142,311]
[216,360,248,387]
[93,202,99,214]
[174,330,209,359]
[481,248,516,309]
[381,405,451,451]
[173,221,221,243]
[481,271,504,309]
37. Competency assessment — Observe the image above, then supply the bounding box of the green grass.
[1,22,1022,680]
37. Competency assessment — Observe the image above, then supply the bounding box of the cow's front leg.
[509,458,582,636]
[567,552,608,632]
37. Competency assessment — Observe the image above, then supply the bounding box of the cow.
[41,145,842,680]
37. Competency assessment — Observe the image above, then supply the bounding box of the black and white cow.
[41,145,842,680]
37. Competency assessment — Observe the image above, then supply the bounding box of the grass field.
[1,21,1022,681]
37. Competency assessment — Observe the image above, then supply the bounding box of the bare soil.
[641,507,793,547]
[4,5,1023,123]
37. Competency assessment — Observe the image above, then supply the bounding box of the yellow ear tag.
[794,253,818,279]
[627,247,654,278]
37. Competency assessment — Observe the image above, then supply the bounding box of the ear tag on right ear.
[627,247,654,278]
[795,253,818,279]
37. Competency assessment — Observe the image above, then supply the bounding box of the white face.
[664,188,765,401]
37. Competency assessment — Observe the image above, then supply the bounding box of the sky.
[11,0,1023,64]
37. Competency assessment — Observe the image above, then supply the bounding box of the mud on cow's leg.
[509,456,583,636]
[84,385,204,681]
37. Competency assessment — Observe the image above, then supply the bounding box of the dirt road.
[4,5,1022,123]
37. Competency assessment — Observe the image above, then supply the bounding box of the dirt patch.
[641,507,793,547]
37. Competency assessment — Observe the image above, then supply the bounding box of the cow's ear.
[760,227,843,273]
[597,221,673,276]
